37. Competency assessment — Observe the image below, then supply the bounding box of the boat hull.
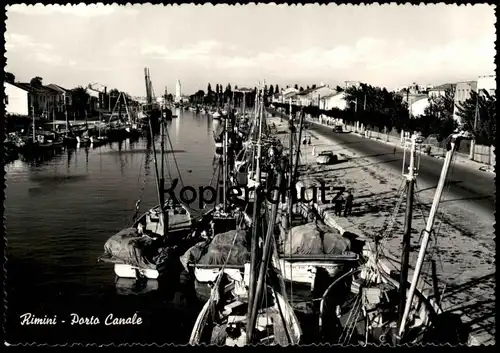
[114,264,159,279]
[189,283,302,346]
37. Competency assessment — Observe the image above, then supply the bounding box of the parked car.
[316,150,338,165]
[333,125,343,133]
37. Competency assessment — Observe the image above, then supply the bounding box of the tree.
[294,84,299,90]
[207,83,212,95]
[268,85,274,98]
[71,86,90,118]
[456,89,496,146]
[275,84,279,94]
[30,76,43,87]
[420,88,457,141]
[224,83,232,103]
[335,85,344,92]
[306,85,310,90]
[299,86,304,92]
[5,72,15,83]
[311,84,317,89]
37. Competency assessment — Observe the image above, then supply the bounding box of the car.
[316,150,338,165]
[333,125,343,133]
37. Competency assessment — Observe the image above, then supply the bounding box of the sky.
[5,3,496,97]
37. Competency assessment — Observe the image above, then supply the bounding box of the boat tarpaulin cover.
[180,229,249,272]
[280,222,351,256]
[102,227,171,270]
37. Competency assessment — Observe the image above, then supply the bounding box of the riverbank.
[266,112,495,346]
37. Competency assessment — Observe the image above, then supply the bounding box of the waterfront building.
[4,81,30,116]
[45,84,73,112]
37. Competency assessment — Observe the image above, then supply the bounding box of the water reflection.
[5,109,217,344]
[115,277,159,296]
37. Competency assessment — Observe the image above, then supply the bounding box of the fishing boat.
[182,109,252,289]
[318,131,472,345]
[269,109,361,292]
[99,81,203,279]
[90,113,109,147]
[189,169,302,346]
[213,110,222,120]
[98,118,197,279]
[189,265,302,346]
[188,85,302,346]
[76,132,91,146]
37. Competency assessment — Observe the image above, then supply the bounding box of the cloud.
[6,4,132,17]
[141,40,228,61]
[5,33,51,51]
[5,33,67,67]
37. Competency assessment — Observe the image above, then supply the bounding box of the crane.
[88,82,109,111]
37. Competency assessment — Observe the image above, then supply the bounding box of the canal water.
[5,109,221,344]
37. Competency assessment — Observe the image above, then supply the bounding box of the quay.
[267,109,495,346]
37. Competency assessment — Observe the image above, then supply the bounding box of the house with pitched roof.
[46,83,73,111]
[319,91,348,111]
[4,81,30,116]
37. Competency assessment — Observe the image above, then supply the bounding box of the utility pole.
[397,134,417,333]
[469,91,479,160]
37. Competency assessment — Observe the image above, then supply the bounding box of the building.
[344,81,361,89]
[477,75,495,97]
[4,82,30,116]
[428,83,455,98]
[175,80,182,103]
[46,83,73,112]
[294,85,336,106]
[453,81,477,121]
[319,91,348,111]
[307,85,337,106]
[279,87,299,104]
[410,97,430,118]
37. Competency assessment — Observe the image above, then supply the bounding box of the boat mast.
[397,131,471,339]
[222,108,228,211]
[148,118,163,218]
[247,169,284,343]
[160,105,168,236]
[292,109,305,185]
[32,106,36,143]
[247,85,264,338]
[397,134,418,332]
[288,98,295,227]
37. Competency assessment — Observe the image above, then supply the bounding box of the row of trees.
[271,82,496,146]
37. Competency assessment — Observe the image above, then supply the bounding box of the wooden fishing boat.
[190,85,302,346]
[99,70,204,280]
[104,200,195,279]
[189,267,302,346]
[76,135,91,145]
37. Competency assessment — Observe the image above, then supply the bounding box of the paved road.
[272,111,496,213]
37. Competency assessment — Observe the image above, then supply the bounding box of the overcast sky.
[5,4,496,96]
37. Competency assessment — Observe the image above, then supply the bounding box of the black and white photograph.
[2,3,496,346]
